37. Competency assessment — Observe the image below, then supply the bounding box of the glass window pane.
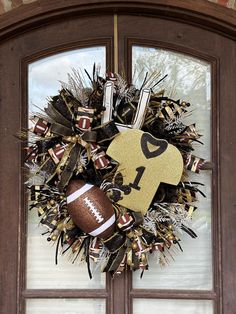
[133,299,213,314]
[27,209,106,289]
[26,299,106,314]
[132,46,212,290]
[27,47,106,289]
[133,172,212,290]
[132,46,211,160]
[28,46,106,108]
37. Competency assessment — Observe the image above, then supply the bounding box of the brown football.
[66,180,116,239]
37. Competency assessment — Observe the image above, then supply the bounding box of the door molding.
[1,2,236,314]
[0,0,236,41]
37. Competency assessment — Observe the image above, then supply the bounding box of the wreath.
[22,65,207,277]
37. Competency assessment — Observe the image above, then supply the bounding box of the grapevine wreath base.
[22,65,207,277]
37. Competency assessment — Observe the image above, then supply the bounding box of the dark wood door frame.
[1,1,236,314]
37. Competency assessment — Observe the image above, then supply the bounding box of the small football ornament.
[66,180,116,239]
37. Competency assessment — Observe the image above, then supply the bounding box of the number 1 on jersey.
[129,166,146,191]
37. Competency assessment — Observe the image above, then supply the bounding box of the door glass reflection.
[27,46,106,289]
[132,46,212,290]
[133,299,213,314]
[26,299,106,314]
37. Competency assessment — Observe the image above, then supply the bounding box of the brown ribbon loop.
[93,120,119,143]
[57,144,80,192]
[102,231,126,253]
[81,131,97,142]
[45,102,72,128]
[50,123,73,136]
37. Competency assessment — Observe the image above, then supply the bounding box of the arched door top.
[0,0,236,41]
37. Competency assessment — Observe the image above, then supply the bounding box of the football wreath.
[21,65,208,277]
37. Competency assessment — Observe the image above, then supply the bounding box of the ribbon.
[102,231,126,253]
[30,117,50,136]
[93,120,119,143]
[89,238,102,262]
[117,211,143,232]
[175,123,202,144]
[45,102,72,128]
[183,153,206,173]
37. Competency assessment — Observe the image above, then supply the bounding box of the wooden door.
[0,2,236,313]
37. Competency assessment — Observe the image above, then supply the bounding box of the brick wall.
[0,0,235,15]
[208,0,236,8]
[0,0,35,14]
